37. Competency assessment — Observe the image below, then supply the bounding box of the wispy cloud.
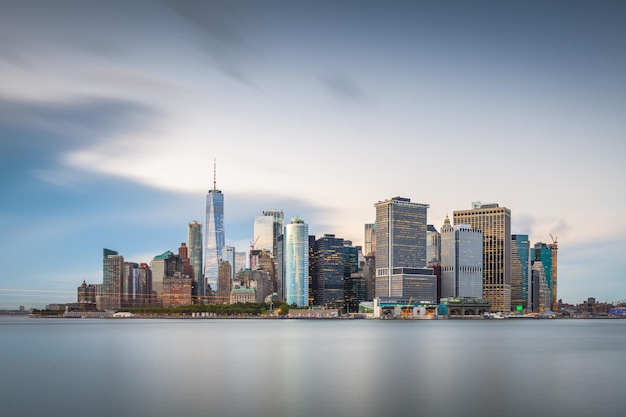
[320,72,366,101]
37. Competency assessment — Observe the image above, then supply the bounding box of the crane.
[250,236,260,251]
[402,296,413,318]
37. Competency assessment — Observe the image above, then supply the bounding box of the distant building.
[262,209,284,257]
[230,287,256,304]
[364,223,376,257]
[453,202,511,312]
[531,261,551,312]
[440,216,483,299]
[204,162,224,295]
[511,235,530,312]
[188,221,204,298]
[312,234,345,308]
[426,224,441,265]
[253,214,275,253]
[235,251,247,275]
[102,248,123,310]
[284,218,309,307]
[222,246,235,280]
[217,261,233,304]
[374,196,429,297]
[77,280,97,304]
[162,273,192,307]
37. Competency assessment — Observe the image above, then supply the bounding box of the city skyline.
[1,1,625,308]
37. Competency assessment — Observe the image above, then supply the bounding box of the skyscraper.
[103,248,123,310]
[532,242,553,311]
[188,221,204,298]
[204,162,224,294]
[262,209,284,256]
[440,216,483,299]
[426,225,441,265]
[453,202,512,312]
[253,215,275,253]
[312,234,345,308]
[284,218,309,307]
[364,223,376,257]
[511,234,530,312]
[374,196,429,297]
[222,246,235,280]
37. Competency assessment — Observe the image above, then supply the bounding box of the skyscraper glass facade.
[453,202,511,312]
[374,197,429,297]
[312,234,345,308]
[440,218,483,299]
[511,234,530,311]
[284,218,309,307]
[188,221,203,297]
[204,187,224,294]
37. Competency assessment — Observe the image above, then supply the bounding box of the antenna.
[213,158,217,191]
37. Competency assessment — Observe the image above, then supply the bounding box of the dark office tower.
[217,261,232,304]
[511,235,530,312]
[122,262,138,309]
[136,263,152,306]
[188,221,204,298]
[344,243,365,313]
[204,161,225,295]
[103,248,124,310]
[453,202,512,312]
[427,225,441,265]
[312,234,345,308]
[374,196,429,297]
[548,237,558,312]
[263,210,284,256]
[309,235,316,307]
[531,242,553,309]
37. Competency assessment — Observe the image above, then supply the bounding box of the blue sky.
[1,0,625,308]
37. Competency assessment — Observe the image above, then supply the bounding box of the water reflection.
[2,318,625,417]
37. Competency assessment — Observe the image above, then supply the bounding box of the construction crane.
[250,236,260,251]
[549,234,558,247]
[402,296,413,318]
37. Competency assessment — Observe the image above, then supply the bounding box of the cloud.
[0,96,160,187]
[320,73,365,101]
[163,0,260,87]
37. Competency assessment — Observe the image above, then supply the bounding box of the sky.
[1,0,625,309]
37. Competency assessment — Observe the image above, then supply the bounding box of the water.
[2,317,625,417]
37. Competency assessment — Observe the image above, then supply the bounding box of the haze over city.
[1,0,625,309]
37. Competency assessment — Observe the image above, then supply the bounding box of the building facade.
[283,218,309,307]
[103,248,124,310]
[312,234,345,308]
[426,224,441,265]
[204,166,224,295]
[511,234,530,312]
[188,221,204,297]
[374,196,429,298]
[440,216,483,299]
[262,209,284,256]
[453,202,512,312]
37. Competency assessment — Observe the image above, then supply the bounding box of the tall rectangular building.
[262,209,284,256]
[284,217,309,307]
[453,202,511,312]
[440,216,483,299]
[204,164,224,294]
[188,221,204,298]
[103,248,123,310]
[253,215,275,253]
[511,234,530,312]
[374,196,429,297]
[311,234,345,308]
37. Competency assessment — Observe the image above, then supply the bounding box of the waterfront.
[2,317,625,417]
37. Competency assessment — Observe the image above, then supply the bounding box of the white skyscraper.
[440,216,483,299]
[284,218,309,307]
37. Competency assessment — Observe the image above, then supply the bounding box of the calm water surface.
[2,317,625,417]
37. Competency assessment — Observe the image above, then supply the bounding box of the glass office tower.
[188,221,203,297]
[374,196,429,297]
[204,166,224,294]
[284,218,309,307]
[453,202,511,312]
